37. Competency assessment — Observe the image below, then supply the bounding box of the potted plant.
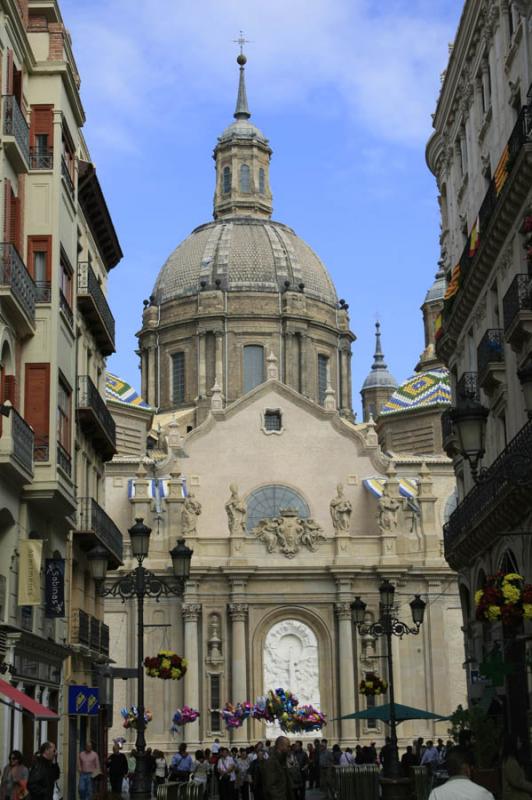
[449,704,503,795]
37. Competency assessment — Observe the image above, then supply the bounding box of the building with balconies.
[0,0,123,789]
[426,0,532,749]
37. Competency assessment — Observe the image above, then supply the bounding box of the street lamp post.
[88,519,193,800]
[351,579,426,780]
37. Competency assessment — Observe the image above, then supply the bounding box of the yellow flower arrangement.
[524,604,532,620]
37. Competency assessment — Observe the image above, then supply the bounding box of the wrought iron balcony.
[503,274,532,351]
[59,289,73,328]
[0,406,34,483]
[70,608,110,655]
[29,147,53,170]
[477,329,505,390]
[2,95,29,171]
[76,496,123,567]
[0,243,36,335]
[57,441,71,477]
[441,408,457,457]
[77,262,116,355]
[444,418,532,570]
[456,372,480,405]
[77,375,116,460]
[61,155,75,198]
[35,281,51,303]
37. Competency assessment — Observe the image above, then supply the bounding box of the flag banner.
[45,558,65,617]
[18,540,43,606]
[468,216,480,257]
[494,146,509,195]
[444,264,461,301]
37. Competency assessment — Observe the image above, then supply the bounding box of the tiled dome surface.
[380,368,451,415]
[152,218,338,306]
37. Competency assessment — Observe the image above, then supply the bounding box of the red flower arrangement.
[475,572,532,626]
[144,651,187,680]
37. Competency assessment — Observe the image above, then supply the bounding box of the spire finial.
[233,31,251,120]
[372,320,388,370]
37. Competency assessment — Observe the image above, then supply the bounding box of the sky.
[61,0,464,417]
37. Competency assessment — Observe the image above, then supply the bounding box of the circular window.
[246,485,309,532]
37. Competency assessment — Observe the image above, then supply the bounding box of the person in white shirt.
[340,748,355,766]
[217,747,236,800]
[428,748,495,800]
[211,740,221,756]
[421,741,441,774]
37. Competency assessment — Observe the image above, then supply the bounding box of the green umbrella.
[338,703,450,723]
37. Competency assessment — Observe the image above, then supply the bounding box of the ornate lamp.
[450,403,489,480]
[170,539,193,580]
[410,595,427,627]
[379,578,395,612]
[351,596,367,625]
[129,518,152,560]
[87,545,110,582]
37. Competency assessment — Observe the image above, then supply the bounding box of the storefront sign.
[68,685,100,715]
[18,540,43,606]
[45,559,65,618]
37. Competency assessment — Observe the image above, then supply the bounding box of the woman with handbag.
[1,752,29,800]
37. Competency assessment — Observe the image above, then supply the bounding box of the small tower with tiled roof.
[360,321,398,422]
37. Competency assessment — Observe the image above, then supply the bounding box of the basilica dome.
[152,217,338,307]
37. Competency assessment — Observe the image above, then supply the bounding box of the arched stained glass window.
[246,484,309,531]
[223,166,231,194]
[259,168,265,194]
[240,164,251,193]
[243,345,264,393]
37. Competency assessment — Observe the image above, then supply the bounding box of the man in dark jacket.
[28,742,60,800]
[261,737,294,800]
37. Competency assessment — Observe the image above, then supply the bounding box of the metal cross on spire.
[233,30,252,55]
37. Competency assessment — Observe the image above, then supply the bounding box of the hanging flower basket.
[359,672,388,696]
[171,706,200,732]
[475,572,532,625]
[121,706,152,730]
[144,651,187,680]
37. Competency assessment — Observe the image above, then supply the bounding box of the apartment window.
[25,363,50,460]
[4,180,22,254]
[210,674,221,732]
[318,354,329,405]
[243,345,264,393]
[240,164,251,193]
[264,409,282,432]
[27,235,52,301]
[172,352,185,404]
[57,376,71,455]
[259,168,265,194]
[223,166,231,194]
[30,105,53,168]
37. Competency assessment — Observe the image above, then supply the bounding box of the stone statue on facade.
[329,483,352,532]
[225,483,247,535]
[181,492,202,536]
[377,484,400,533]
[252,509,325,558]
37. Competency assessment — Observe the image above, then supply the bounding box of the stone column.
[182,603,202,744]
[335,602,356,742]
[214,330,224,393]
[300,333,311,398]
[198,332,207,397]
[339,343,350,413]
[228,602,248,744]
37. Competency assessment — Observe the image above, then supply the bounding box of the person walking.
[428,748,494,800]
[170,744,193,783]
[106,745,128,796]
[235,750,250,800]
[153,751,168,792]
[339,748,354,767]
[421,741,441,778]
[78,741,100,800]
[317,741,334,800]
[191,751,210,796]
[260,737,293,800]
[293,742,308,798]
[217,748,236,800]
[287,746,304,800]
[1,751,29,800]
[28,743,59,800]
[249,743,267,800]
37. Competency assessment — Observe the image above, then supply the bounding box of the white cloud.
[64,0,457,152]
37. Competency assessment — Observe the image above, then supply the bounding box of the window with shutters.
[259,168,265,194]
[25,363,50,460]
[240,164,251,193]
[27,235,52,302]
[30,105,54,169]
[223,166,231,194]
[318,354,329,405]
[57,376,71,455]
[172,352,185,405]
[4,180,22,255]
[243,345,264,393]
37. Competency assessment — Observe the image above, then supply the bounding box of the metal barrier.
[333,764,380,800]
[412,766,431,800]
[156,782,204,800]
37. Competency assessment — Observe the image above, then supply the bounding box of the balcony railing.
[76,496,123,566]
[35,281,52,303]
[456,372,480,404]
[29,147,53,170]
[61,155,75,197]
[77,262,116,355]
[0,243,36,329]
[57,441,71,476]
[503,274,532,339]
[34,434,49,462]
[477,329,505,388]
[444,418,532,569]
[77,375,116,459]
[70,609,110,655]
[0,407,34,480]
[3,95,29,167]
[59,289,74,328]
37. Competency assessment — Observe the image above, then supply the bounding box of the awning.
[0,678,60,720]
[363,477,417,500]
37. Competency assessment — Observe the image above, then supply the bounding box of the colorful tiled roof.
[105,372,152,409]
[380,368,451,416]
